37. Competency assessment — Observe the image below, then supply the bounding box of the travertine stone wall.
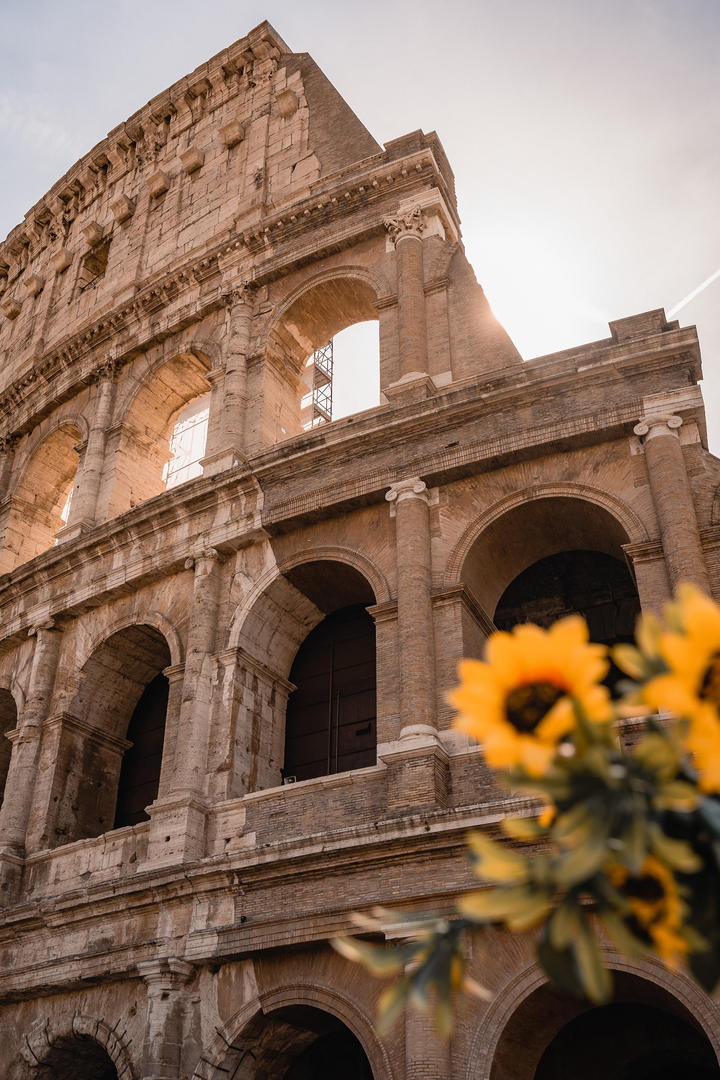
[0,19,719,1080]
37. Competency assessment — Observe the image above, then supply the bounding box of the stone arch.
[229,547,387,656]
[0,419,85,571]
[227,552,380,791]
[41,621,174,846]
[77,609,184,671]
[107,346,211,516]
[444,482,650,590]
[191,983,392,1080]
[257,265,389,444]
[466,957,720,1080]
[11,410,90,481]
[20,1013,136,1078]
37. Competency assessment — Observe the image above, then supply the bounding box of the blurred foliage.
[332,584,720,1033]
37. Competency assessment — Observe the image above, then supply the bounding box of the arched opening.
[459,496,641,658]
[108,352,210,516]
[264,276,381,444]
[232,559,378,792]
[285,605,376,782]
[488,973,720,1080]
[0,688,17,807]
[209,1004,374,1079]
[33,1034,118,1080]
[48,624,171,846]
[0,423,81,572]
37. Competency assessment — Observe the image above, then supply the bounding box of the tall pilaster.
[384,207,429,381]
[138,958,194,1080]
[382,479,448,809]
[634,414,710,592]
[0,436,17,503]
[62,359,117,537]
[202,285,254,476]
[0,622,62,889]
[147,549,223,865]
[386,478,436,733]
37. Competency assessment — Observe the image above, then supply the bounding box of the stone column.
[382,479,448,808]
[146,550,223,865]
[0,623,62,860]
[386,478,436,733]
[634,414,710,592]
[202,286,254,476]
[0,436,17,502]
[384,206,429,380]
[170,548,224,798]
[138,958,194,1080]
[63,359,117,535]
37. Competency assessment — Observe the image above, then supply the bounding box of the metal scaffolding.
[311,339,333,424]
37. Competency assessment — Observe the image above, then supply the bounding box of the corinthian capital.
[383,205,426,246]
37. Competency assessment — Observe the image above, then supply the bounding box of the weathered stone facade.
[0,20,719,1079]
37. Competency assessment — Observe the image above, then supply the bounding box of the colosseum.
[0,19,718,1080]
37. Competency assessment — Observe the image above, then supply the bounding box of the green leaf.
[467,831,529,883]
[554,834,608,887]
[573,915,612,1003]
[377,977,412,1035]
[650,826,702,873]
[549,901,581,950]
[599,910,652,961]
[459,885,545,924]
[537,927,586,999]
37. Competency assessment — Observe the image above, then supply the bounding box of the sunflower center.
[699,652,720,708]
[505,681,564,734]
[623,873,665,904]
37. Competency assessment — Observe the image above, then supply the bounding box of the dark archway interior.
[34,1034,118,1079]
[284,604,376,782]
[494,550,640,690]
[114,670,169,828]
[0,688,17,807]
[535,1002,720,1080]
[489,973,720,1080]
[494,550,639,642]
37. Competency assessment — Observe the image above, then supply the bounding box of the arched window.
[0,423,81,572]
[284,604,376,782]
[48,624,172,846]
[162,392,210,489]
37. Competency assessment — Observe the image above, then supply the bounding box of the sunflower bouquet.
[333,584,720,1033]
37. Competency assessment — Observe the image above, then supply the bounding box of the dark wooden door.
[284,605,376,782]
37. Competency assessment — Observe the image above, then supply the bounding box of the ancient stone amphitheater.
[0,19,718,1080]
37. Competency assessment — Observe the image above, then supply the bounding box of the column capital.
[185,546,224,572]
[137,957,194,987]
[90,355,119,383]
[383,205,426,246]
[221,281,257,309]
[386,477,429,506]
[27,619,58,638]
[634,414,683,440]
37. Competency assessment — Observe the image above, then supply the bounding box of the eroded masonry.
[0,20,718,1080]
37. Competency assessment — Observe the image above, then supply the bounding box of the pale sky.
[2,0,719,442]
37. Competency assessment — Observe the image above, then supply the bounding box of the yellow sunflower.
[449,616,610,776]
[607,855,687,969]
[643,584,720,791]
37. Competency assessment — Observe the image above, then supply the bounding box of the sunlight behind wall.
[163,393,209,489]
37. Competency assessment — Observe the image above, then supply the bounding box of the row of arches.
[0,493,643,849]
[16,969,720,1078]
[2,271,388,573]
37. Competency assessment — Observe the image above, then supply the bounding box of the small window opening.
[78,237,111,292]
[301,322,379,429]
[162,393,210,489]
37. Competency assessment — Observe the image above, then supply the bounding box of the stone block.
[24,273,44,297]
[81,221,104,247]
[147,169,171,197]
[0,296,20,320]
[275,88,298,117]
[50,247,72,274]
[180,146,204,174]
[219,119,244,148]
[109,193,135,223]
